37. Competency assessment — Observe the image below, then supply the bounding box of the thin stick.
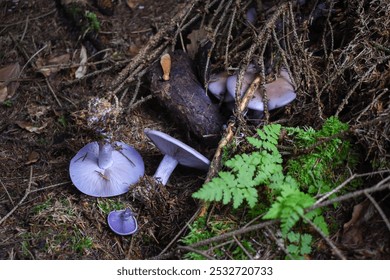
[0,9,56,27]
[0,178,14,205]
[30,181,70,193]
[264,226,293,259]
[364,192,390,232]
[233,235,254,260]
[20,15,29,43]
[20,44,48,78]
[46,77,62,107]
[300,214,346,260]
[310,175,390,210]
[0,166,33,226]
[158,207,201,256]
[177,245,215,260]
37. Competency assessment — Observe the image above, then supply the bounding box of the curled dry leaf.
[36,54,71,77]
[27,103,51,119]
[75,45,88,79]
[26,151,40,165]
[186,27,207,59]
[342,200,375,246]
[0,62,21,103]
[16,121,48,134]
[126,0,143,9]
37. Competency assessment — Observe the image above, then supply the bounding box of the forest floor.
[0,0,389,259]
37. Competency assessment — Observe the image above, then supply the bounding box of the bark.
[149,50,225,145]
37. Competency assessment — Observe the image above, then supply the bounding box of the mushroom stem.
[153,154,179,185]
[98,142,114,169]
[121,208,133,220]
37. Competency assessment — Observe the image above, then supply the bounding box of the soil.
[0,0,389,260]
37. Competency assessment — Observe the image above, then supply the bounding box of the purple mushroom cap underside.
[107,209,138,236]
[69,141,145,197]
[144,129,210,170]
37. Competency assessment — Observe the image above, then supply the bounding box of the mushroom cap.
[263,69,296,110]
[226,71,255,103]
[246,7,257,25]
[227,69,296,112]
[207,72,228,100]
[107,208,138,236]
[144,129,210,170]
[69,141,144,197]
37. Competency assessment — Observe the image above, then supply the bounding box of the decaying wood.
[149,50,225,145]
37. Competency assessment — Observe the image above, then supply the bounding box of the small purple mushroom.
[227,68,296,113]
[226,64,258,103]
[69,141,145,197]
[107,208,138,236]
[207,72,229,100]
[144,129,210,185]
[246,7,257,25]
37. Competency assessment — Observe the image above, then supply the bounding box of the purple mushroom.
[144,129,210,185]
[207,72,229,100]
[69,141,145,197]
[227,68,296,113]
[107,208,138,236]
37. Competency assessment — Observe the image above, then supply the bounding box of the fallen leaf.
[27,103,51,119]
[75,45,88,79]
[126,0,143,9]
[186,27,208,59]
[0,62,21,102]
[342,200,375,246]
[26,151,40,165]
[16,121,48,134]
[36,54,70,77]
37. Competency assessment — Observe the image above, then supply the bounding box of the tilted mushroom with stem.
[144,129,210,185]
[69,97,145,197]
[107,208,138,236]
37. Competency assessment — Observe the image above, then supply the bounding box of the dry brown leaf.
[26,151,40,165]
[126,0,143,9]
[27,104,51,119]
[0,62,21,102]
[36,54,70,77]
[16,121,48,134]
[186,27,208,59]
[342,200,375,246]
[75,45,88,79]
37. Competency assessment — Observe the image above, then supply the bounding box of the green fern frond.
[193,124,283,209]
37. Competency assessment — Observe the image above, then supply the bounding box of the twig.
[0,8,56,27]
[110,1,201,91]
[20,44,48,78]
[364,192,390,232]
[0,166,33,226]
[158,207,201,256]
[20,15,29,43]
[233,235,254,260]
[30,181,70,193]
[46,77,62,107]
[177,245,215,260]
[301,213,346,260]
[0,178,14,205]
[264,226,293,259]
[309,174,390,210]
[127,95,153,112]
[190,220,277,248]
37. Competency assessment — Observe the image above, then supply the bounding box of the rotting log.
[149,50,225,145]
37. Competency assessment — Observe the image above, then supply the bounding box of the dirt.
[0,0,389,260]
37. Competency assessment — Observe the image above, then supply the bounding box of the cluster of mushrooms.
[69,29,297,235]
[207,65,296,119]
[69,98,210,235]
